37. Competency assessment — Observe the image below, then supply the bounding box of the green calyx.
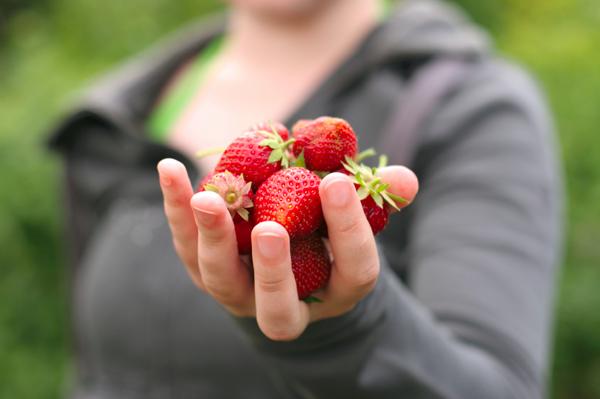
[356,148,377,162]
[258,125,295,168]
[303,295,323,303]
[203,172,253,221]
[292,151,306,168]
[342,156,407,211]
[236,207,250,222]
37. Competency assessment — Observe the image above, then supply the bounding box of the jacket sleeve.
[49,113,194,269]
[236,61,562,399]
[50,116,122,268]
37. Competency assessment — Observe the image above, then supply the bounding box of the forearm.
[236,261,536,399]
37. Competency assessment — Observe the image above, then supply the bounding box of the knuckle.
[165,191,187,210]
[336,216,363,235]
[167,219,194,245]
[349,260,380,292]
[204,279,244,307]
[198,221,230,245]
[255,273,288,294]
[196,251,229,275]
[354,234,375,256]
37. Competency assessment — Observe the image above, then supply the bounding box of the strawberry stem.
[342,155,407,210]
[293,151,306,168]
[356,148,377,162]
[258,131,296,169]
[196,147,225,158]
[378,155,388,169]
[282,138,296,147]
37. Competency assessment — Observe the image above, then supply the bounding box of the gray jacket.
[49,1,562,398]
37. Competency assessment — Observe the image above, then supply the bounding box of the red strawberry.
[215,129,293,188]
[292,116,358,172]
[340,157,408,235]
[291,119,319,158]
[290,234,331,299]
[291,119,313,132]
[253,167,323,238]
[198,171,255,254]
[360,195,390,235]
[248,121,290,141]
[233,215,253,254]
[291,119,314,142]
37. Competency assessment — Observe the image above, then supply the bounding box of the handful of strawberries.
[197,116,408,301]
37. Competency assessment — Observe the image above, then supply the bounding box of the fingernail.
[326,179,352,207]
[256,233,285,259]
[193,207,218,226]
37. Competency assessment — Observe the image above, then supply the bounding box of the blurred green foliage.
[0,0,598,397]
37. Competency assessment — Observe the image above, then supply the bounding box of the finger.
[157,159,202,287]
[319,173,380,306]
[252,222,309,341]
[191,191,254,315]
[376,165,419,211]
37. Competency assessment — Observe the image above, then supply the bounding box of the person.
[48,0,562,397]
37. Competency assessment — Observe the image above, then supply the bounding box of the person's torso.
[69,65,413,398]
[54,2,491,396]
[72,193,289,398]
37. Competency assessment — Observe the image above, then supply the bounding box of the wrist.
[233,270,388,355]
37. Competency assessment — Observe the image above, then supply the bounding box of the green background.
[1,0,599,397]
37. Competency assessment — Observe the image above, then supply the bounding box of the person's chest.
[73,197,284,397]
[165,56,334,173]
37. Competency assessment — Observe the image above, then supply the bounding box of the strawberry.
[317,193,389,237]
[233,215,253,254]
[253,167,323,238]
[290,234,331,299]
[292,116,358,172]
[215,127,293,188]
[291,119,319,158]
[291,119,313,138]
[360,195,390,235]
[198,171,255,254]
[248,121,290,141]
[341,157,408,235]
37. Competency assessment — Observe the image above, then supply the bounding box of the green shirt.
[145,0,391,141]
[146,35,225,141]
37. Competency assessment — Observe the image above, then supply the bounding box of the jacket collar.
[49,0,489,150]
[48,13,225,149]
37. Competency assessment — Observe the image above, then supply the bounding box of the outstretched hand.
[157,158,418,341]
